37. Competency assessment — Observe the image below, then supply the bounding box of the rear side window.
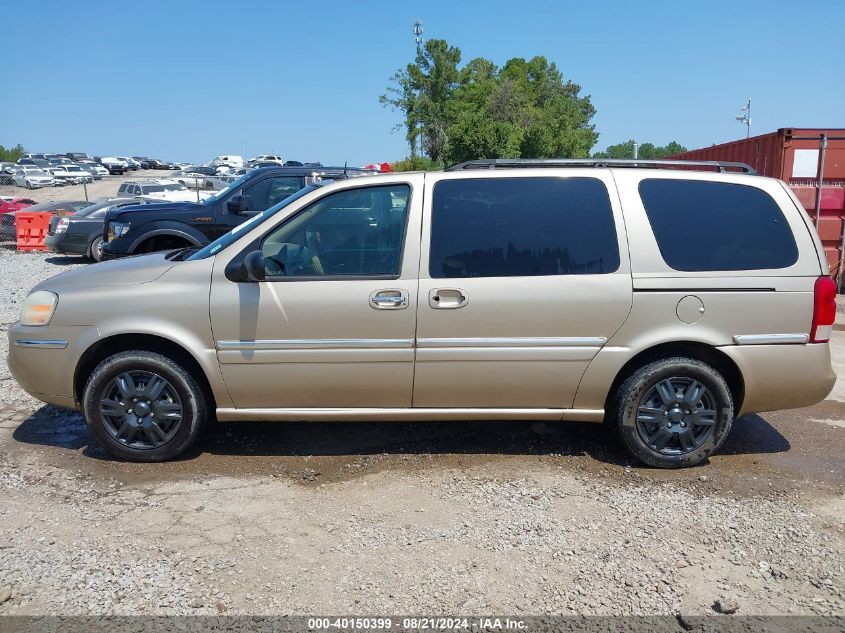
[429,177,619,278]
[639,179,798,271]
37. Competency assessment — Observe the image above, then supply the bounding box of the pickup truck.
[100,157,129,175]
[101,165,377,259]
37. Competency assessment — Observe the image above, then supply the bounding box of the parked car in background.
[67,165,95,182]
[45,197,164,261]
[49,165,92,185]
[171,166,225,190]
[132,157,153,169]
[65,153,92,162]
[116,179,206,203]
[13,167,56,189]
[0,197,37,213]
[117,157,141,171]
[148,158,175,170]
[100,157,128,175]
[0,164,16,185]
[78,162,108,178]
[102,165,373,259]
[17,158,51,169]
[248,154,284,166]
[210,155,244,170]
[0,199,90,242]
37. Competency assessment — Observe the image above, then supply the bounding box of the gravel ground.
[0,252,842,617]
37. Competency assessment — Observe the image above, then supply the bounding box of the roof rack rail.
[445,158,757,175]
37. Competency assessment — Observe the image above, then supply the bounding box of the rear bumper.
[44,234,88,255]
[719,342,836,415]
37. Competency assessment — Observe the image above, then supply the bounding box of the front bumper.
[7,323,100,409]
[99,246,132,261]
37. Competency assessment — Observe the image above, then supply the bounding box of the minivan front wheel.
[83,350,208,461]
[613,357,733,468]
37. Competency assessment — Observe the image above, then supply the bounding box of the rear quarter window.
[638,179,798,271]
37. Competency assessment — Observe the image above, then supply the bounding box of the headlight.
[55,218,69,233]
[107,222,131,240]
[20,291,58,326]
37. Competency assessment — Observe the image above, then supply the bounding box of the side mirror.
[243,250,265,282]
[227,194,246,214]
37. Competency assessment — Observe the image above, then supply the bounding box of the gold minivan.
[8,159,837,467]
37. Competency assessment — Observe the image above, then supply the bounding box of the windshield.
[201,172,254,205]
[187,185,318,261]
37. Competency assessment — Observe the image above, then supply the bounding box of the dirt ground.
[0,252,842,617]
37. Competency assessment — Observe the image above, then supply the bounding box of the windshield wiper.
[166,246,199,261]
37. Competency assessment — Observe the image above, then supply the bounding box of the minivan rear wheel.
[82,350,208,462]
[613,357,733,468]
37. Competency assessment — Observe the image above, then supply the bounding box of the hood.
[34,252,177,291]
[111,201,204,219]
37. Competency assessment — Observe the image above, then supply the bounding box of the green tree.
[382,41,598,167]
[390,156,440,172]
[381,39,462,164]
[593,139,687,159]
[0,144,26,162]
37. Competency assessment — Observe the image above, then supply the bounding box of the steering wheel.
[305,231,326,275]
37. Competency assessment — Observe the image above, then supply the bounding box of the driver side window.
[261,184,411,278]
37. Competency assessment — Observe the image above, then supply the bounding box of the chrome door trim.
[13,339,68,349]
[733,333,809,345]
[216,338,414,351]
[416,336,608,348]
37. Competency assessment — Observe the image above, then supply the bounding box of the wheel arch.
[74,333,218,413]
[128,224,205,254]
[602,341,745,416]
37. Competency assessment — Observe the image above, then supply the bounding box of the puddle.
[4,400,844,499]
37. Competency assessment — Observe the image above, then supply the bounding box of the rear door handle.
[429,288,468,309]
[370,289,408,310]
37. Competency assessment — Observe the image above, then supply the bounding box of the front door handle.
[370,289,408,310]
[429,288,468,309]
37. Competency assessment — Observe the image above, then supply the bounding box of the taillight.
[810,276,837,343]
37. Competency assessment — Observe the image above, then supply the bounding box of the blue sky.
[3,1,843,165]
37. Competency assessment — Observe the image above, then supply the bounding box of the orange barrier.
[16,212,53,252]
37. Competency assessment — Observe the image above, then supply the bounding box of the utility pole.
[413,20,424,156]
[735,98,751,138]
[413,20,423,55]
[633,142,639,159]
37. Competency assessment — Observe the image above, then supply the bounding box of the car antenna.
[343,161,348,178]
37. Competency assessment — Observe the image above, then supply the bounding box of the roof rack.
[445,158,757,175]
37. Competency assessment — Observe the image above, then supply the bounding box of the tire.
[612,357,734,468]
[88,235,106,262]
[82,350,208,462]
[26,181,33,190]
